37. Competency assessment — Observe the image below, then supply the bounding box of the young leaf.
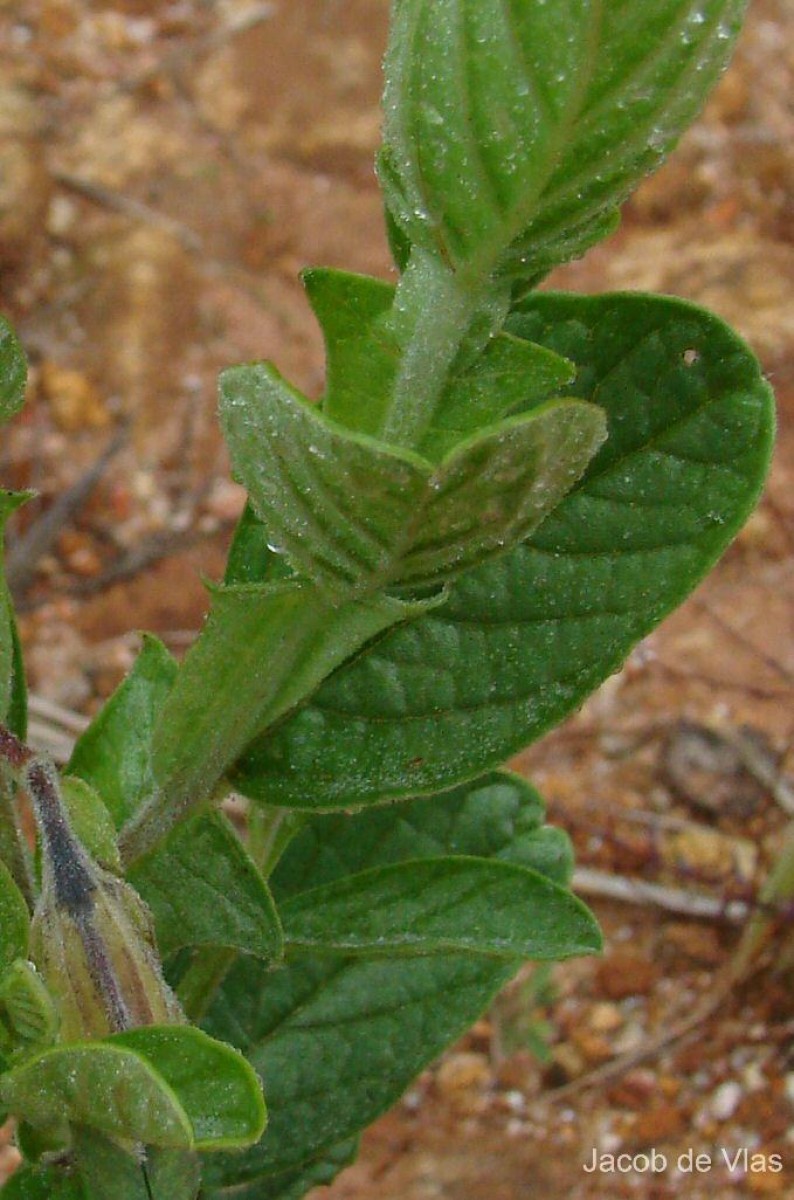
[280,856,600,960]
[0,959,58,1050]
[272,770,573,895]
[220,362,604,597]
[232,292,774,808]
[109,1026,266,1151]
[0,1042,194,1148]
[0,492,32,725]
[202,952,516,1181]
[127,812,282,961]
[0,858,29,969]
[68,635,178,829]
[60,777,121,873]
[380,0,746,280]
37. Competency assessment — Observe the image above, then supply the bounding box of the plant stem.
[378,250,485,451]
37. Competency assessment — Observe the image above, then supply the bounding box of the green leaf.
[220,362,604,597]
[203,952,515,1181]
[380,0,746,280]
[233,291,774,808]
[280,856,599,960]
[147,582,431,835]
[61,777,120,872]
[0,492,32,724]
[0,317,26,427]
[68,635,178,829]
[0,1042,194,1148]
[71,1128,200,1200]
[128,812,282,961]
[272,770,573,895]
[305,268,577,453]
[0,959,58,1049]
[201,1137,358,1200]
[109,1026,266,1151]
[0,859,29,969]
[5,597,28,738]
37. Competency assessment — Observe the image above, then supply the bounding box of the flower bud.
[30,866,184,1042]
[23,756,183,1042]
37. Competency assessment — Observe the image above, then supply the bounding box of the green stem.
[379,250,484,451]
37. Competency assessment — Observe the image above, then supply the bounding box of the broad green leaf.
[145,582,431,842]
[128,812,282,961]
[280,856,599,959]
[233,292,774,808]
[0,859,29,968]
[272,770,573,896]
[0,1042,193,1148]
[61,777,120,872]
[305,267,576,452]
[68,635,178,828]
[0,959,58,1049]
[380,0,746,280]
[0,317,26,427]
[109,1026,266,1150]
[201,1137,358,1200]
[220,362,604,597]
[71,1128,200,1200]
[203,952,515,1180]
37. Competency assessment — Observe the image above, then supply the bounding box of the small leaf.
[0,959,58,1049]
[233,291,774,809]
[0,1041,194,1148]
[5,596,28,737]
[0,859,29,969]
[61,777,120,872]
[109,1025,266,1150]
[280,856,600,960]
[68,635,178,828]
[0,317,27,427]
[220,362,604,597]
[0,491,33,725]
[128,812,282,961]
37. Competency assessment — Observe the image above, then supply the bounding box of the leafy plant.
[0,1,775,1196]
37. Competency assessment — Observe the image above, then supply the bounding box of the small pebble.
[708,1080,743,1121]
